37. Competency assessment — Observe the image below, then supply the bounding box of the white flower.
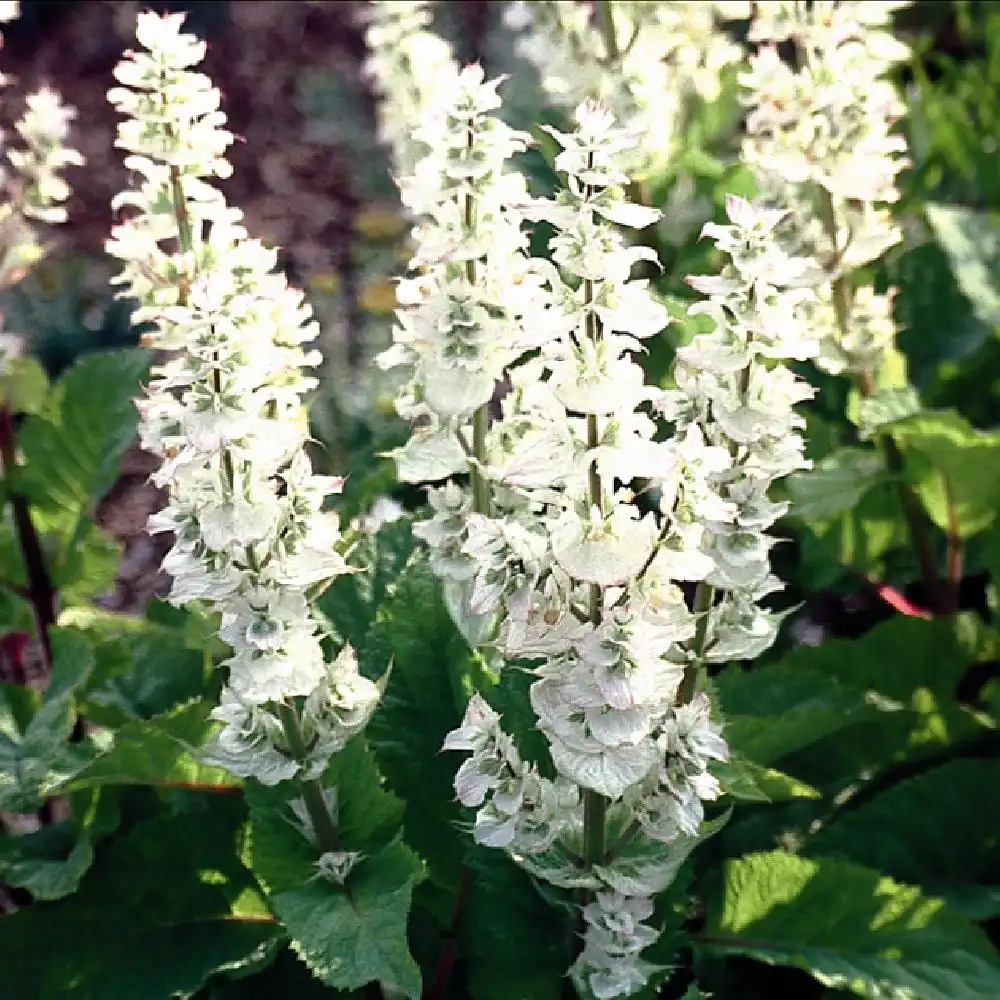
[113,11,371,786]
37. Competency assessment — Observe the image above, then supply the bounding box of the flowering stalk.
[740,1,942,603]
[377,65,543,634]
[107,12,378,875]
[381,78,820,992]
[0,1,83,289]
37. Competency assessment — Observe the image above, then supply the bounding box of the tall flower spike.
[0,0,82,286]
[741,0,912,378]
[410,102,755,1000]
[108,11,377,788]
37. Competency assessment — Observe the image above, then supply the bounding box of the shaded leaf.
[787,447,886,519]
[0,798,279,999]
[925,202,1000,329]
[246,740,421,998]
[891,409,1000,538]
[61,700,239,792]
[463,847,572,1000]
[700,851,1000,1000]
[808,758,1000,899]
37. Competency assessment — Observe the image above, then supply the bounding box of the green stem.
[462,119,491,516]
[581,274,607,876]
[277,702,340,854]
[596,0,620,61]
[679,581,714,704]
[0,406,55,670]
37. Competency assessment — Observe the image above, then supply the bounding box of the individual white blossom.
[742,0,912,376]
[109,11,377,787]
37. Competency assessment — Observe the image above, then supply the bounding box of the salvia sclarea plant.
[378,59,823,994]
[739,0,957,606]
[106,11,380,874]
[741,0,912,386]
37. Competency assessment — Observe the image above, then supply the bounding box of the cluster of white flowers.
[379,72,819,992]
[362,1,458,179]
[504,1,749,181]
[741,0,912,377]
[376,63,545,645]
[108,11,378,787]
[0,0,82,286]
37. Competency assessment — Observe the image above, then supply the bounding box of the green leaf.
[61,700,239,792]
[62,606,209,724]
[0,355,49,414]
[0,628,96,811]
[246,740,422,998]
[715,756,821,803]
[270,838,423,999]
[758,617,986,781]
[52,519,122,605]
[925,202,1000,329]
[717,663,881,768]
[318,518,415,648]
[700,851,1000,1000]
[786,447,886,519]
[891,409,1000,538]
[362,555,473,896]
[851,386,922,442]
[798,478,910,579]
[14,349,149,521]
[808,758,1000,900]
[0,787,119,900]
[463,847,573,1000]
[0,798,280,999]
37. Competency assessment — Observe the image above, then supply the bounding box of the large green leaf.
[0,798,280,999]
[268,838,423,1000]
[61,700,239,793]
[716,663,880,768]
[0,787,119,900]
[700,851,1000,1000]
[463,847,572,1000]
[763,617,986,782]
[361,556,474,899]
[14,349,150,521]
[890,409,1000,538]
[808,758,1000,916]
[925,203,1000,330]
[798,478,910,581]
[246,740,422,998]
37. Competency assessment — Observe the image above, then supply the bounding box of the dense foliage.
[1,2,999,1000]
